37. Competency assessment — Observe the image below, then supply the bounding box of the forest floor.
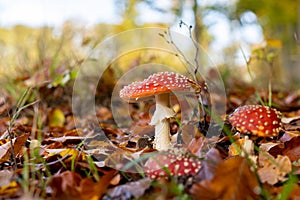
[0,72,300,200]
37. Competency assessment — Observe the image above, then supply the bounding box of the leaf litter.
[0,78,300,199]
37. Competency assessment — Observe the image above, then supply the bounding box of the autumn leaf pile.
[0,78,300,200]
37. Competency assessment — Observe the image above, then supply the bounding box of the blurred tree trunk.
[191,0,211,49]
[192,0,200,42]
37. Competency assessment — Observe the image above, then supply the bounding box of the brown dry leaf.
[281,116,300,124]
[260,142,283,152]
[0,133,29,162]
[183,123,205,148]
[269,184,300,199]
[44,141,65,149]
[190,156,260,200]
[130,125,154,139]
[105,149,139,170]
[187,134,206,156]
[279,131,300,143]
[48,170,117,199]
[0,170,14,187]
[105,178,152,199]
[96,106,113,121]
[0,117,10,133]
[197,148,222,180]
[258,152,292,185]
[0,95,10,116]
[187,133,219,159]
[48,171,82,199]
[268,136,300,162]
[282,136,300,162]
[81,169,116,199]
[288,185,300,200]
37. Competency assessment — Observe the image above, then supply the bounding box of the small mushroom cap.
[228,105,282,137]
[119,71,200,101]
[144,151,201,179]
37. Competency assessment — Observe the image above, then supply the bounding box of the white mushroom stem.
[150,93,176,150]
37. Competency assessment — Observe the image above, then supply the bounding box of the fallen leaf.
[282,137,300,162]
[191,156,260,200]
[0,181,20,198]
[0,133,29,162]
[269,184,300,199]
[281,116,300,124]
[43,136,86,144]
[48,169,117,199]
[48,108,65,127]
[197,147,222,180]
[187,134,206,156]
[288,185,300,200]
[80,169,116,200]
[105,178,152,199]
[228,137,254,157]
[279,131,300,142]
[0,170,14,187]
[258,152,292,184]
[0,95,10,116]
[182,123,204,147]
[260,142,283,152]
[96,106,113,121]
[47,171,82,199]
[47,148,86,163]
[0,117,10,134]
[268,136,300,162]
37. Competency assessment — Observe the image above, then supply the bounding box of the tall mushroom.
[120,71,200,150]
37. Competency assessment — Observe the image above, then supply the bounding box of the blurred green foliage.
[0,0,299,102]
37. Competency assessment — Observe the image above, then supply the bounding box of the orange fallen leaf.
[191,156,260,200]
[48,169,116,200]
[81,169,116,199]
[0,181,20,198]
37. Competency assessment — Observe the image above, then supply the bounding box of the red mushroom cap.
[119,72,200,101]
[144,151,201,179]
[228,105,282,137]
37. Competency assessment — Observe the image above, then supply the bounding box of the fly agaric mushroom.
[144,150,201,179]
[120,72,200,150]
[228,105,282,137]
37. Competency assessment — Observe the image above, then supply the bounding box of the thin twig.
[179,20,200,77]
[159,22,211,124]
[179,21,211,124]
[159,28,195,79]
